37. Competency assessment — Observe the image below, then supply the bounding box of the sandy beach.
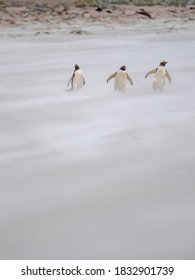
[0,2,195,259]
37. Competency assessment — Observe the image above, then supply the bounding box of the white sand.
[0,23,195,259]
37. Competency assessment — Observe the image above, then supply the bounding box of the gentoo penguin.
[145,61,171,90]
[67,64,85,91]
[106,65,133,93]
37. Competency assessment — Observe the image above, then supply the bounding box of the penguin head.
[74,64,80,70]
[160,61,168,66]
[120,65,126,71]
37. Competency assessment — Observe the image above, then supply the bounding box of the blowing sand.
[0,5,195,259]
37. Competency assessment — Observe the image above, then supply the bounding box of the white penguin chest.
[115,71,127,85]
[155,66,166,80]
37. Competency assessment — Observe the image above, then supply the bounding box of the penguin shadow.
[63,88,73,93]
[63,87,83,94]
[63,87,91,97]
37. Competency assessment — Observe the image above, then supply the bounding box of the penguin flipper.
[67,75,73,87]
[83,78,86,85]
[126,73,133,86]
[145,68,157,78]
[166,71,171,84]
[107,72,117,83]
